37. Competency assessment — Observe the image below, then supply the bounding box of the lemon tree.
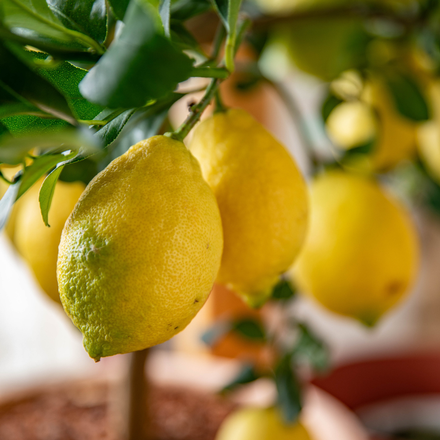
[1,0,440,439]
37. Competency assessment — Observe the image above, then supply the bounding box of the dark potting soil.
[0,380,236,440]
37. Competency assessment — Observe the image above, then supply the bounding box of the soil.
[0,379,236,440]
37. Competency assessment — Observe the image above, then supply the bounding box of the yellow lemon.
[292,170,419,326]
[417,81,440,183]
[57,135,223,361]
[14,180,85,304]
[328,78,418,171]
[216,407,311,440]
[326,100,376,149]
[190,109,308,307]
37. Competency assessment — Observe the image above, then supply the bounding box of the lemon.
[326,101,376,149]
[292,170,419,326]
[14,180,85,304]
[418,81,440,183]
[263,17,366,82]
[190,109,308,307]
[216,407,311,440]
[254,0,349,15]
[57,135,223,361]
[328,78,418,171]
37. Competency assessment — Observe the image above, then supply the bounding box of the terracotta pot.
[311,352,440,439]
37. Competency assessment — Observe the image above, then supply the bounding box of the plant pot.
[311,351,440,439]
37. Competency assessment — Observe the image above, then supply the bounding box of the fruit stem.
[165,78,221,142]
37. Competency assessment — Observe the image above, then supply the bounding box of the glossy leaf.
[1,115,68,136]
[231,317,266,341]
[46,0,108,44]
[0,127,99,164]
[0,43,75,124]
[94,109,136,147]
[385,72,430,122]
[159,0,171,37]
[170,0,211,21]
[0,178,21,231]
[39,164,65,226]
[1,0,96,52]
[17,150,77,199]
[274,355,302,424]
[221,364,260,393]
[170,22,204,55]
[31,52,104,120]
[107,0,130,20]
[79,0,193,108]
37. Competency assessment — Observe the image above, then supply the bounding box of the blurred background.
[3,0,440,439]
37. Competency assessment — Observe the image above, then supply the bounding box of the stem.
[191,67,229,79]
[214,89,227,113]
[166,79,220,142]
[270,81,319,170]
[113,349,153,440]
[211,23,226,60]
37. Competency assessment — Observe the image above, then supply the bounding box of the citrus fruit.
[190,109,308,307]
[263,17,367,81]
[216,407,311,440]
[328,77,418,171]
[292,170,419,326]
[14,180,85,304]
[57,135,223,361]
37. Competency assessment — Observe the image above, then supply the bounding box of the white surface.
[0,235,95,394]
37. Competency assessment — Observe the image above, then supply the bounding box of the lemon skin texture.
[190,109,309,307]
[15,180,85,304]
[292,171,419,326]
[57,135,223,361]
[216,407,311,440]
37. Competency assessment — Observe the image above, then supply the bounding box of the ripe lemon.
[418,81,440,183]
[216,407,311,440]
[14,180,85,304]
[292,170,419,326]
[262,17,366,82]
[190,109,308,307]
[57,135,223,361]
[328,78,418,171]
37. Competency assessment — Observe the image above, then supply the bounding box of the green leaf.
[293,323,330,373]
[211,0,243,71]
[39,164,65,226]
[0,178,21,230]
[30,51,104,121]
[221,364,261,393]
[17,150,77,199]
[200,320,231,347]
[159,0,171,37]
[321,92,343,122]
[94,109,136,147]
[59,157,97,184]
[170,22,205,55]
[0,127,99,164]
[274,355,302,425]
[231,317,266,341]
[1,115,68,136]
[0,43,76,124]
[46,0,108,44]
[1,0,103,54]
[385,72,430,122]
[272,278,296,301]
[79,0,193,108]
[170,0,212,21]
[107,0,130,20]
